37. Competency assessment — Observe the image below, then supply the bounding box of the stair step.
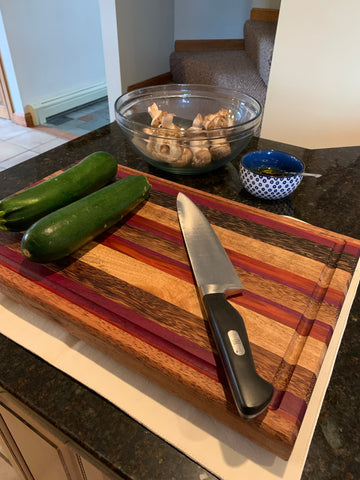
[169,18,277,116]
[244,20,277,85]
[170,50,267,108]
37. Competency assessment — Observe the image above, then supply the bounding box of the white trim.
[0,11,23,114]
[28,82,107,125]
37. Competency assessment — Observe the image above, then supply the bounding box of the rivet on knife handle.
[176,192,273,419]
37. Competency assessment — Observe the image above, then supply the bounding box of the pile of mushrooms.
[143,103,234,168]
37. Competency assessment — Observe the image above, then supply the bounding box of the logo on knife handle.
[228,330,246,356]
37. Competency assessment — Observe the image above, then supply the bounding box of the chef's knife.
[177,192,273,419]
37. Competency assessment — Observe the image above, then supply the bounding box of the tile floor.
[0,120,71,172]
[44,97,110,136]
[0,98,110,172]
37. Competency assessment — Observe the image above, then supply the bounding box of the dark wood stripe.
[117,167,360,266]
[97,212,345,342]
[144,186,360,274]
[0,246,218,378]
[271,361,318,411]
[4,245,321,400]
[103,230,338,344]
[122,208,347,311]
[99,219,343,339]
[118,201,349,309]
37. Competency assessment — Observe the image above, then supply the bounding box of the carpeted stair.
[170,19,277,110]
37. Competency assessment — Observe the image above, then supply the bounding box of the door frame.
[0,51,13,120]
[0,51,34,127]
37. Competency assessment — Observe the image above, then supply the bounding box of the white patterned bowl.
[240,150,304,200]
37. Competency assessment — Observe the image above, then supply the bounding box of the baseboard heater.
[27,82,107,125]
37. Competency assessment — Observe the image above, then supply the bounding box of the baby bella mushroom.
[185,113,212,167]
[203,108,232,161]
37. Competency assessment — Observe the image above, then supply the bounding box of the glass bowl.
[240,150,305,200]
[114,84,262,175]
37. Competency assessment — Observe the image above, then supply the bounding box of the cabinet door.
[0,404,112,480]
[75,454,111,480]
[0,410,34,480]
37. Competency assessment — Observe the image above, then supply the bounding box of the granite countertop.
[0,122,359,479]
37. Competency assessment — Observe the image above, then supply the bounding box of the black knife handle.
[203,293,273,419]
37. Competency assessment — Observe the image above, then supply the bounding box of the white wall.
[116,0,174,90]
[100,0,174,121]
[261,0,360,148]
[173,0,281,41]
[174,0,252,40]
[99,0,122,123]
[0,0,106,120]
[1,0,281,124]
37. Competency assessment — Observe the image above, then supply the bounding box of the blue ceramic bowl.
[240,150,305,200]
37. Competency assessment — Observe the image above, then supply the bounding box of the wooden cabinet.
[0,395,112,480]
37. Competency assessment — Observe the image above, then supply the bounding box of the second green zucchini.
[21,175,151,263]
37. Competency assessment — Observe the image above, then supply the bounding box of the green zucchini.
[0,151,118,232]
[21,175,151,263]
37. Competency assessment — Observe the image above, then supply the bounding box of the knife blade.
[177,192,273,419]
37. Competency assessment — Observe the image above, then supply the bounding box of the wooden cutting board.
[0,165,359,460]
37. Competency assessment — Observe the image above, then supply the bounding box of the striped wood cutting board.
[0,165,359,460]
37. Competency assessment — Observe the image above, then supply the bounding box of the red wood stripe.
[236,291,302,328]
[283,392,308,423]
[323,285,349,308]
[229,249,332,300]
[270,389,307,425]
[236,291,334,345]
[344,242,360,256]
[0,245,316,415]
[0,246,218,379]
[311,320,334,345]
[98,230,341,343]
[228,251,345,308]
[31,167,360,260]
[279,391,307,425]
[116,212,347,309]
[196,194,350,254]
[128,170,360,255]
[110,234,336,343]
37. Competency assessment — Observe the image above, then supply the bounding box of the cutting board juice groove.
[0,165,359,460]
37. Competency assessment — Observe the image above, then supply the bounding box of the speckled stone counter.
[0,122,359,479]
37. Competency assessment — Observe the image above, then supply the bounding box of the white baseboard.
[27,82,107,125]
